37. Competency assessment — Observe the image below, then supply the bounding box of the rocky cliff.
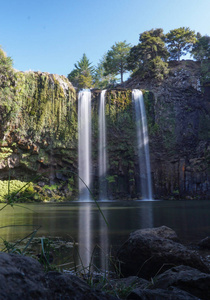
[0,60,209,201]
[124,60,210,199]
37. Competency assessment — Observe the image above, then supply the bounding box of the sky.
[0,0,210,77]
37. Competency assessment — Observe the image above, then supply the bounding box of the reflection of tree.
[0,205,34,249]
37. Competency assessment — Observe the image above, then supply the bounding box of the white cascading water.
[132,89,153,200]
[98,90,107,200]
[78,90,92,201]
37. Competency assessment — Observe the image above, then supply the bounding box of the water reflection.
[139,202,154,228]
[77,202,109,271]
[78,203,92,269]
[0,201,210,271]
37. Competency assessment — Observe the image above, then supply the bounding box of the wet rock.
[116,226,209,280]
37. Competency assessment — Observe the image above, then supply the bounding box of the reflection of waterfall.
[132,89,153,200]
[78,90,91,201]
[78,203,109,273]
[140,202,154,228]
[99,90,107,200]
[78,203,93,271]
[99,210,109,271]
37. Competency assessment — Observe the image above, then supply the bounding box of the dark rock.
[44,271,117,300]
[127,287,199,300]
[0,252,117,300]
[110,276,149,289]
[131,225,180,242]
[198,236,210,250]
[116,226,209,279]
[151,265,210,300]
[0,252,47,300]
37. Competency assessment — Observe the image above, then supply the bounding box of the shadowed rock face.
[116,226,210,280]
[122,60,210,200]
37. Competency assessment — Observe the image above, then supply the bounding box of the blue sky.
[0,0,209,77]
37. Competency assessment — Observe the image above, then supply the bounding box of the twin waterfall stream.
[78,89,153,202]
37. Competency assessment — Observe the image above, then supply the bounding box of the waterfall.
[78,90,92,201]
[132,89,153,200]
[98,90,107,200]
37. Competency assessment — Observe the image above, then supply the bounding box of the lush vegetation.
[67,27,209,87]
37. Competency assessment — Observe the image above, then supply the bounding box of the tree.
[138,28,168,61]
[166,27,197,61]
[191,34,210,85]
[127,28,169,80]
[103,41,131,83]
[191,34,210,61]
[67,54,94,89]
[93,55,117,88]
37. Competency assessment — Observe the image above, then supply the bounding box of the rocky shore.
[0,226,210,299]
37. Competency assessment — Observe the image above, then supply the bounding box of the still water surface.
[0,200,209,270]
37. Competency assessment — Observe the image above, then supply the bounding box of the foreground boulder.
[116,226,209,280]
[0,252,117,300]
[149,265,210,300]
[127,286,200,300]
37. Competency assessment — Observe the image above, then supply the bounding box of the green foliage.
[200,59,210,85]
[0,46,19,123]
[128,28,169,80]
[146,56,169,80]
[191,34,210,85]
[0,180,36,203]
[166,27,197,61]
[67,54,94,89]
[38,238,57,271]
[43,184,58,191]
[103,41,131,83]
[106,175,117,183]
[14,72,77,146]
[93,55,118,88]
[191,34,210,61]
[138,28,168,61]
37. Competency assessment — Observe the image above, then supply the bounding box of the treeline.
[67,27,210,88]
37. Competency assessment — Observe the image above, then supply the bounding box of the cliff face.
[0,71,79,200]
[124,60,210,199]
[0,61,209,200]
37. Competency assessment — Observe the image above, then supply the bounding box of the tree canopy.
[166,27,197,61]
[191,33,210,61]
[93,55,117,89]
[67,54,94,89]
[127,29,169,80]
[103,41,131,83]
